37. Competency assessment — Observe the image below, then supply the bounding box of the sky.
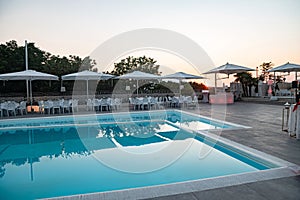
[1,0,300,85]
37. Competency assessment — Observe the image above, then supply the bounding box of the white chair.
[52,100,62,114]
[86,99,93,111]
[71,99,79,112]
[193,95,198,103]
[135,97,144,110]
[179,96,185,107]
[129,98,135,110]
[38,100,44,114]
[149,97,157,110]
[62,100,71,113]
[185,96,194,108]
[171,97,179,108]
[7,101,17,116]
[156,97,164,109]
[93,98,100,111]
[100,98,109,111]
[166,96,172,107]
[17,101,27,115]
[141,97,149,110]
[44,100,53,114]
[0,103,5,117]
[1,102,8,117]
[108,98,115,111]
[114,98,122,110]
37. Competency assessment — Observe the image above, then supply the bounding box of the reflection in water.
[0,121,183,179]
[167,112,229,130]
[0,126,114,180]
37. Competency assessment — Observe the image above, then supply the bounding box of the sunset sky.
[1,0,299,85]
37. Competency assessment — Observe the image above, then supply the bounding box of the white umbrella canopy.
[203,62,254,93]
[115,71,160,80]
[268,62,300,102]
[0,70,59,105]
[115,71,160,95]
[268,62,300,79]
[62,70,113,80]
[203,62,254,75]
[162,72,205,95]
[61,70,114,97]
[162,72,205,80]
[0,69,59,81]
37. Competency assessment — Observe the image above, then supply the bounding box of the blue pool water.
[0,110,276,200]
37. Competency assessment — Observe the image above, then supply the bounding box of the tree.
[234,72,257,97]
[45,55,82,76]
[0,40,24,73]
[111,56,160,75]
[189,82,208,91]
[80,56,97,71]
[259,62,274,82]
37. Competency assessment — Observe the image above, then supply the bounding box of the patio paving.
[144,102,300,200]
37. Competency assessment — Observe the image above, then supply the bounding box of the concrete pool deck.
[1,101,300,199]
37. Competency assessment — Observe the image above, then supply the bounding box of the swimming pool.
[0,110,294,199]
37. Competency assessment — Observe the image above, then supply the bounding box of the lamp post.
[282,102,290,131]
[256,66,258,78]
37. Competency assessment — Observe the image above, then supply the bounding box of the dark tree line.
[0,40,207,97]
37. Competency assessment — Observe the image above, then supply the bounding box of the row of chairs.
[129,97,162,110]
[128,95,198,110]
[0,101,27,117]
[165,96,198,108]
[0,96,198,117]
[38,99,79,114]
[86,98,122,112]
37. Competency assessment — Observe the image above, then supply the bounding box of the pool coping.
[46,167,298,200]
[42,110,300,200]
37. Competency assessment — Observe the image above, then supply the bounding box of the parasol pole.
[30,79,33,107]
[136,80,139,96]
[86,79,89,99]
[214,73,217,94]
[296,72,298,103]
[25,40,29,102]
[178,79,181,96]
[274,71,276,96]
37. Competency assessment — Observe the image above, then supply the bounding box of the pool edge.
[44,166,299,200]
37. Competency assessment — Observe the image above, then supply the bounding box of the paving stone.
[193,185,269,200]
[144,192,197,200]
